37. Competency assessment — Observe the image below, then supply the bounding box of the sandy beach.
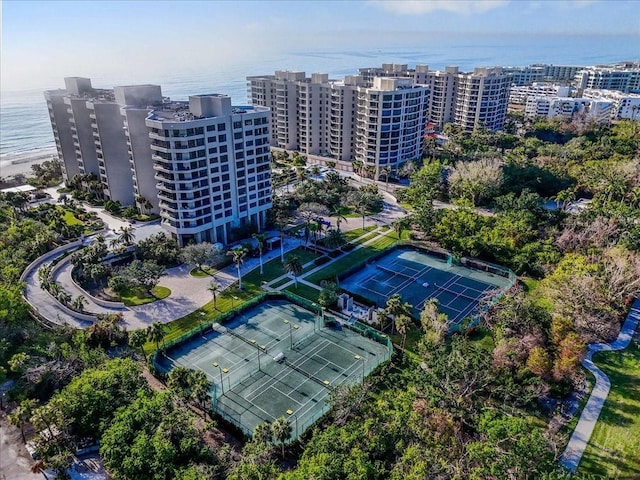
[0,147,58,179]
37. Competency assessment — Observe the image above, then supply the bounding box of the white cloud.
[378,0,509,15]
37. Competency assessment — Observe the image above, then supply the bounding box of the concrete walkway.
[559,299,640,472]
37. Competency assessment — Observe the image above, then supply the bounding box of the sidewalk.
[559,299,640,471]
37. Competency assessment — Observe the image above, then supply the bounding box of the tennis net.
[434,284,484,302]
[284,359,332,390]
[215,325,267,352]
[375,263,420,281]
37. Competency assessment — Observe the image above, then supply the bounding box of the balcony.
[156,182,176,192]
[153,162,174,173]
[154,171,173,182]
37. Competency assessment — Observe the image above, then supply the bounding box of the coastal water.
[1,34,638,164]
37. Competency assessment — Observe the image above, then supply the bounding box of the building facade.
[582,89,640,121]
[575,66,640,93]
[46,79,272,246]
[525,96,613,125]
[453,68,511,132]
[147,95,271,246]
[248,70,429,175]
[509,83,572,105]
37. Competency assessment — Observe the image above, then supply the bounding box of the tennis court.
[156,299,390,439]
[340,247,513,324]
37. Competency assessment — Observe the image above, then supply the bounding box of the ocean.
[1,34,638,166]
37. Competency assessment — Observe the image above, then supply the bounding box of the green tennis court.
[340,247,514,324]
[156,299,391,439]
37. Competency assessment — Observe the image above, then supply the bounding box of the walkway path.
[559,299,640,472]
[22,241,94,329]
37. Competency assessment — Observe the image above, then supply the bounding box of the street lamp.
[231,295,239,309]
[212,362,229,395]
[354,355,365,380]
[283,320,299,349]
[311,302,319,331]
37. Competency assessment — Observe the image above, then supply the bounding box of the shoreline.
[0,147,58,179]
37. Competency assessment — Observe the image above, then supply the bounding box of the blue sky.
[2,0,639,90]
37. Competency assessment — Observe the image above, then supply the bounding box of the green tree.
[395,313,412,353]
[227,247,247,290]
[208,281,222,310]
[116,260,165,295]
[324,228,346,250]
[252,233,268,275]
[8,398,38,443]
[180,242,221,273]
[189,370,212,419]
[272,416,292,458]
[283,255,303,289]
[147,322,166,351]
[116,225,136,247]
[329,204,347,232]
[253,422,274,444]
[128,329,148,361]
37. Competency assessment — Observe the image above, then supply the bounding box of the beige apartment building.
[248,70,429,176]
[46,79,272,246]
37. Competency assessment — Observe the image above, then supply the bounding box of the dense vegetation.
[1,119,638,479]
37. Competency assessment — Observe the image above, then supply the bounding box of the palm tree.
[57,290,71,306]
[208,281,222,310]
[116,225,136,247]
[252,233,268,275]
[253,422,274,444]
[352,160,364,176]
[324,229,346,250]
[354,191,373,230]
[395,314,412,354]
[384,293,411,335]
[283,255,303,289]
[227,247,247,290]
[147,322,166,352]
[330,205,347,232]
[70,295,87,312]
[272,416,292,458]
[379,165,392,190]
[190,370,212,419]
[128,329,148,361]
[38,263,53,290]
[392,217,410,240]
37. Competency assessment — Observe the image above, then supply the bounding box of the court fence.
[335,242,518,333]
[151,290,391,440]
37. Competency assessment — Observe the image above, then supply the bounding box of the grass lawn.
[284,282,321,302]
[189,266,218,277]
[305,232,398,286]
[61,209,84,226]
[121,285,171,306]
[350,231,379,246]
[343,225,377,242]
[578,336,640,479]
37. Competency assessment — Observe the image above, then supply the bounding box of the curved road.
[559,299,640,472]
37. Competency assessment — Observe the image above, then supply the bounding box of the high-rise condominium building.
[423,67,511,131]
[147,95,271,246]
[248,71,429,176]
[575,66,640,93]
[45,78,163,208]
[46,79,271,246]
